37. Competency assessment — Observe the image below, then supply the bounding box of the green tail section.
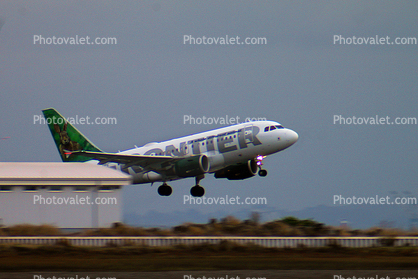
[42,108,103,162]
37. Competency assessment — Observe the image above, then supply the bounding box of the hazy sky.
[0,1,417,227]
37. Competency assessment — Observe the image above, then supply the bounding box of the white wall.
[0,186,122,228]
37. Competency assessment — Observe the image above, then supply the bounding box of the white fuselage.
[106,121,298,184]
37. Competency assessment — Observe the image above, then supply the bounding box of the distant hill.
[124,204,412,229]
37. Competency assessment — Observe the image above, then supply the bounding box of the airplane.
[43,108,298,197]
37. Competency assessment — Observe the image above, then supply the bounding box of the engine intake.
[174,155,210,178]
[214,159,258,180]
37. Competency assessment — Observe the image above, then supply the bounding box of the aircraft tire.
[190,185,205,197]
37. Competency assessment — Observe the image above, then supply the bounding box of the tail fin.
[42,108,102,162]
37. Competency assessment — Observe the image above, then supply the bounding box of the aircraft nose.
[283,129,298,146]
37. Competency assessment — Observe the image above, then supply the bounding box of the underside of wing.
[70,151,178,169]
[70,151,210,178]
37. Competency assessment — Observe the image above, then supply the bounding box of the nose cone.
[288,129,298,145]
[283,129,298,148]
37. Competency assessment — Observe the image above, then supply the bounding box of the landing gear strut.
[256,155,268,177]
[157,183,172,196]
[190,175,205,197]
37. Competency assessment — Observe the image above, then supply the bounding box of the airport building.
[0,162,132,228]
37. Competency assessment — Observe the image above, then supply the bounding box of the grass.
[0,243,418,271]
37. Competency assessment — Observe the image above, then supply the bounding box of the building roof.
[0,162,132,186]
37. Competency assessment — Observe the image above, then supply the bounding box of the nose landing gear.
[256,155,268,177]
[258,169,267,177]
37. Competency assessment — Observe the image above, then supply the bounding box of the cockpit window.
[265,125,284,132]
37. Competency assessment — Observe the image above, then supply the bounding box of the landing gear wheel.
[258,169,268,177]
[157,184,172,196]
[190,185,205,197]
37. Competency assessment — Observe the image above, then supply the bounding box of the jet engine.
[174,155,210,177]
[214,159,258,180]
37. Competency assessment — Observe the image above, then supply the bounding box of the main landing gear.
[157,175,206,197]
[190,174,205,197]
[157,183,172,196]
[256,155,268,177]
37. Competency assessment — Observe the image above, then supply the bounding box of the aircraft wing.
[70,151,181,171]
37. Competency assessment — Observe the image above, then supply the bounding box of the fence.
[0,236,416,247]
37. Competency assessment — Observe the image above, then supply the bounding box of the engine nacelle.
[132,171,163,184]
[214,159,258,180]
[174,155,210,178]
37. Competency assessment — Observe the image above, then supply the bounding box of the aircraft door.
[244,123,253,144]
[185,141,192,155]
